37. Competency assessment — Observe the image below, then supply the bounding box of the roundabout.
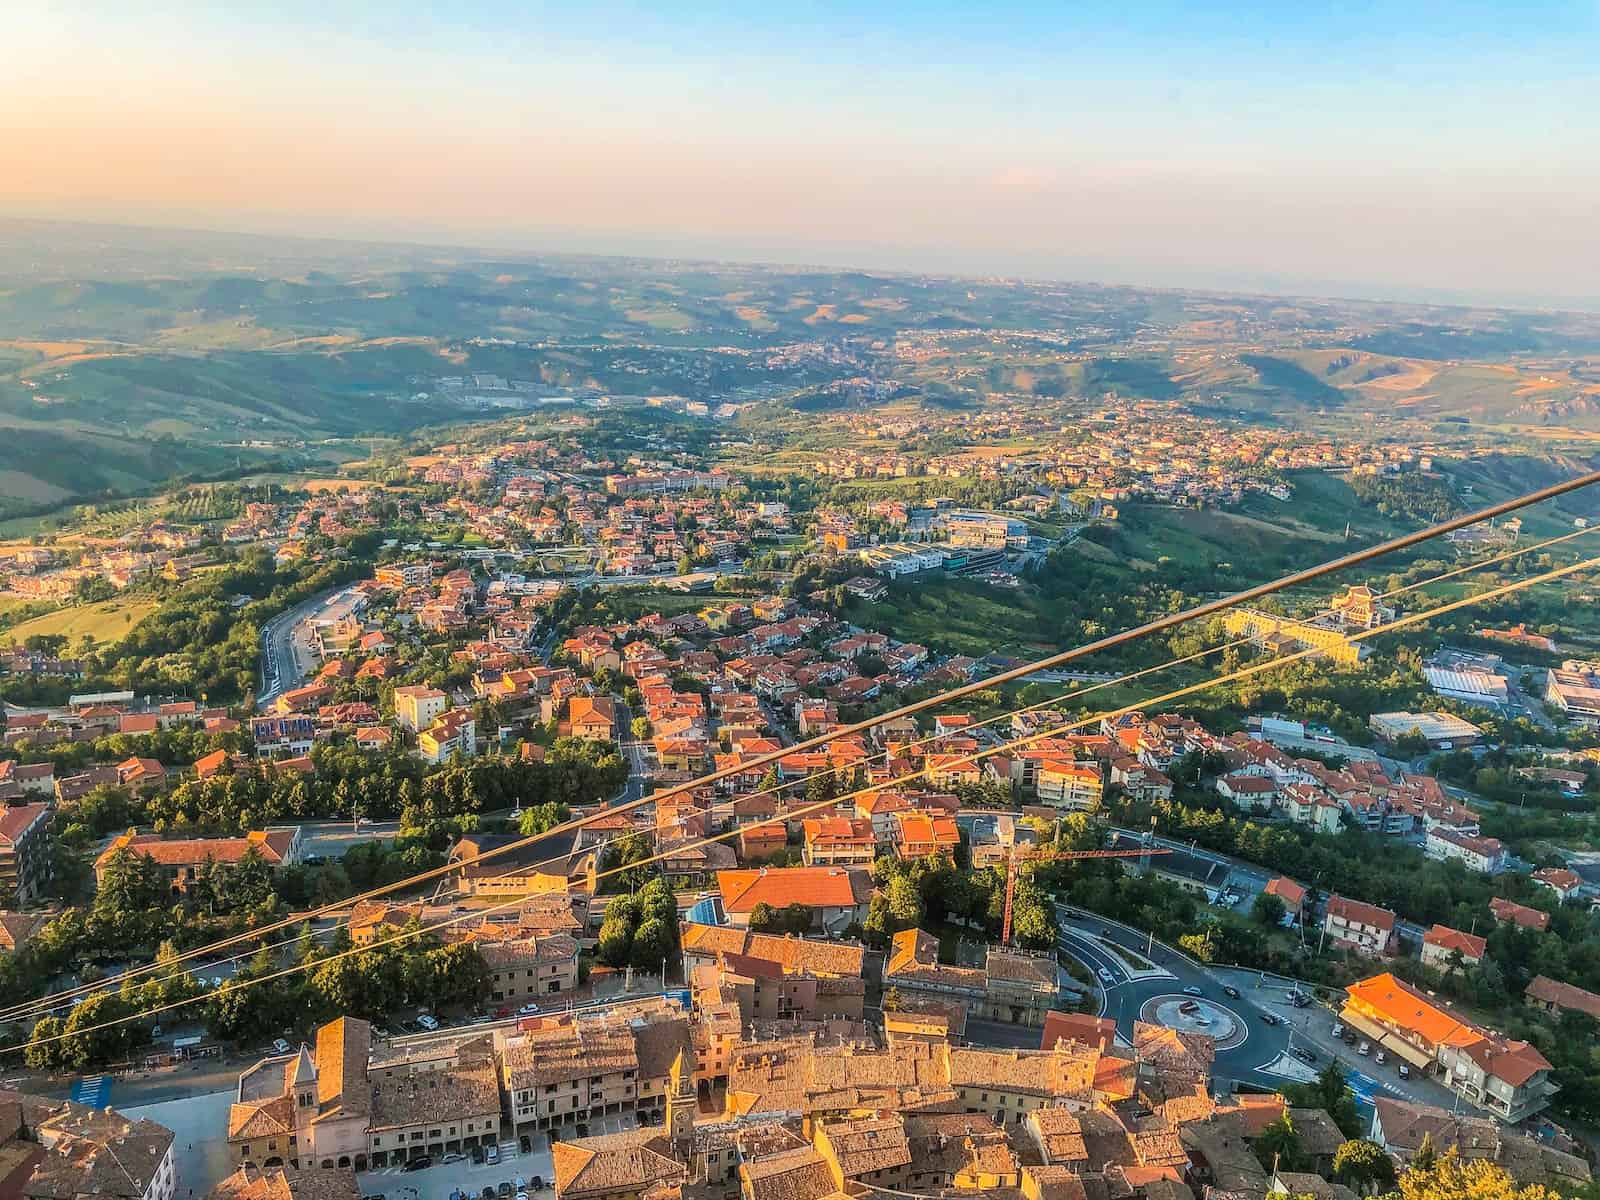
[1139,993,1250,1051]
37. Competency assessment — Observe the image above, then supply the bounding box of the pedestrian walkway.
[68,1075,111,1109]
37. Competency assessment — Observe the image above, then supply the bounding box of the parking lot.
[356,1114,641,1200]
[358,1135,553,1200]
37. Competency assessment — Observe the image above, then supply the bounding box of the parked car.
[417,1014,440,1031]
[471,1148,486,1166]
[480,1188,494,1200]
[520,1135,532,1154]
[1294,1047,1317,1064]
[401,1157,431,1173]
[517,1003,541,1016]
[1358,1040,1371,1056]
[497,1183,512,1198]
[1289,991,1311,1007]
[1182,986,1204,997]
[485,1145,500,1165]
[1376,1050,1388,1066]
[516,1192,527,1200]
[1331,1023,1344,1039]
[1222,985,1241,999]
[530,1178,544,1192]
[442,1153,466,1164]
[1178,1000,1201,1015]
[1398,1063,1411,1079]
[272,1038,291,1054]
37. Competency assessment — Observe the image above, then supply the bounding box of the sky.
[3,1,1598,306]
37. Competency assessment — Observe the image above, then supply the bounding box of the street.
[1053,903,1468,1112]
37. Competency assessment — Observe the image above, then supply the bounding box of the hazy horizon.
[5,2,1598,310]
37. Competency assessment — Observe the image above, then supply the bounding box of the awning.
[1341,1010,1389,1044]
[1380,1033,1434,1069]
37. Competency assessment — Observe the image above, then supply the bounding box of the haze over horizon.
[4,1,1598,308]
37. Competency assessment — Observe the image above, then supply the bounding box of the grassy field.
[7,598,157,646]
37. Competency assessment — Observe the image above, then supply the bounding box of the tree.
[885,875,924,930]
[1009,877,1055,949]
[747,902,780,933]
[1396,1153,1561,1199]
[24,1015,65,1071]
[1252,892,1287,927]
[630,716,652,740]
[630,916,673,973]
[1333,1139,1397,1194]
[1253,1113,1303,1174]
[883,986,903,1012]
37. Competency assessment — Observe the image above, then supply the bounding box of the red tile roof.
[717,866,873,913]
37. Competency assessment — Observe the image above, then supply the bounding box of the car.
[530,1179,544,1192]
[1182,986,1204,997]
[272,1038,291,1054]
[485,1145,500,1165]
[442,1153,466,1164]
[497,1184,512,1198]
[471,1148,486,1166]
[1100,928,1112,938]
[1097,968,1116,985]
[517,1003,541,1016]
[520,1135,532,1154]
[1398,1063,1411,1079]
[1357,1040,1371,1056]
[417,1014,440,1031]
[576,1123,589,1138]
[516,1192,527,1200]
[515,1178,526,1191]
[1222,985,1241,999]
[1260,1013,1281,1026]
[401,1157,431,1172]
[1289,991,1311,1007]
[151,1025,162,1038]
[1331,1023,1344,1039]
[1375,1050,1388,1066]
[1294,1047,1317,1064]
[481,1188,495,1200]
[1178,1000,1200,1015]
[211,976,224,989]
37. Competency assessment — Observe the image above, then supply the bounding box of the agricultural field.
[6,597,158,647]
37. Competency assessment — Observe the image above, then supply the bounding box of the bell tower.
[666,1044,695,1146]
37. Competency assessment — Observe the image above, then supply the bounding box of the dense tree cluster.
[595,878,679,973]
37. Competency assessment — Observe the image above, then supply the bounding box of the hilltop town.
[1,370,1600,1200]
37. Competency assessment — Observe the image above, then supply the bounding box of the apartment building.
[800,818,876,867]
[393,686,448,733]
[1421,924,1487,970]
[417,709,477,764]
[1322,895,1396,956]
[0,802,53,905]
[1425,828,1506,874]
[1342,973,1556,1122]
[498,1018,641,1132]
[1035,760,1103,811]
[364,1037,503,1168]
[95,828,303,895]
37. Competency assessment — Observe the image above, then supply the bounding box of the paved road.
[1053,905,1305,1092]
[257,585,352,705]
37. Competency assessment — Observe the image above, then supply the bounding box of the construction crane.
[1001,845,1171,946]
